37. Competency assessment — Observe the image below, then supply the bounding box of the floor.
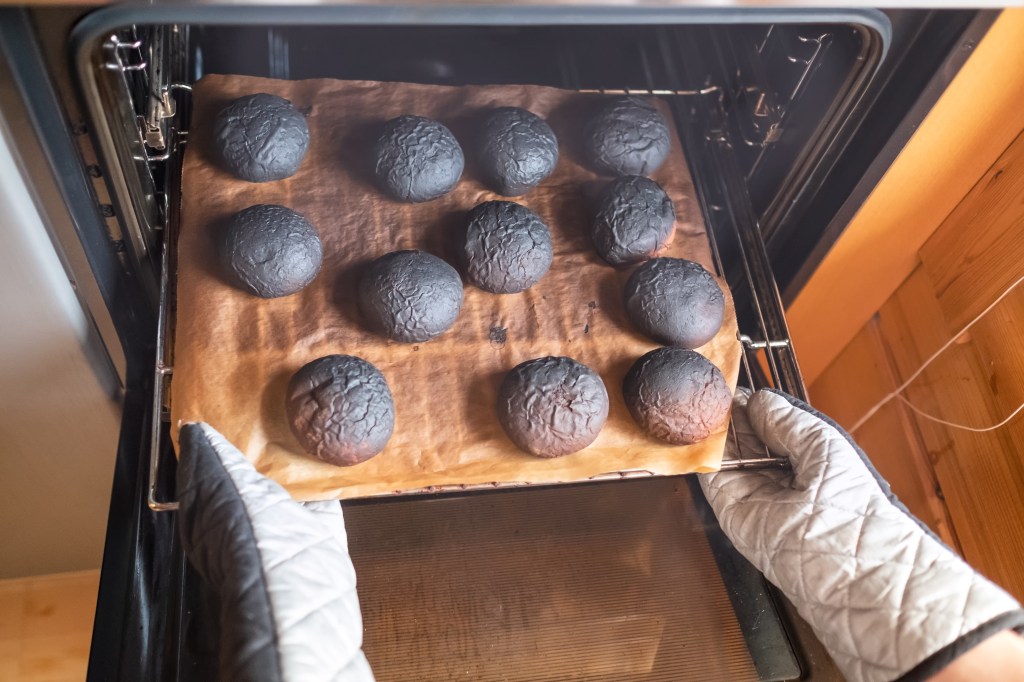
[0,570,98,682]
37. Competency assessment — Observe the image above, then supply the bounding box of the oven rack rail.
[146,85,801,513]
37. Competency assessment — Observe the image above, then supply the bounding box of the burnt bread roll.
[358,250,464,343]
[286,355,395,466]
[464,201,553,293]
[623,347,731,445]
[373,115,464,202]
[584,97,670,177]
[220,204,323,298]
[213,93,310,183]
[478,107,559,196]
[592,176,675,266]
[498,356,609,457]
[624,257,725,348]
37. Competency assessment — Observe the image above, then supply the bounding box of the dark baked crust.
[497,356,609,457]
[478,107,559,196]
[624,257,725,348]
[358,250,464,343]
[213,93,310,183]
[464,201,553,294]
[286,355,395,466]
[592,176,675,266]
[623,348,731,445]
[373,115,464,202]
[584,97,670,177]
[221,204,323,299]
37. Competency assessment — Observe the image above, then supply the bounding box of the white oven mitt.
[177,422,375,682]
[699,389,1024,682]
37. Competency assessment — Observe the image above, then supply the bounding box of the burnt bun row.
[212,94,670,191]
[289,343,731,468]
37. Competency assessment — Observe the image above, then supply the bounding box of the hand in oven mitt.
[699,389,1024,682]
[177,423,375,682]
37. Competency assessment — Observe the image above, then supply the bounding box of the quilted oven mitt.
[177,422,375,682]
[700,389,1024,682]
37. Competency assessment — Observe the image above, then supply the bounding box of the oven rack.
[145,76,802,512]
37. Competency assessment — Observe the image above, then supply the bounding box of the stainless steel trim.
[148,241,176,512]
[77,28,162,305]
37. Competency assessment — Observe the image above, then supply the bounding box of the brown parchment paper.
[171,74,741,500]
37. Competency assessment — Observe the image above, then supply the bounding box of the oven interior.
[65,10,895,681]
[89,18,888,502]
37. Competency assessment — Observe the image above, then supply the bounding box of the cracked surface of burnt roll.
[592,175,675,266]
[464,200,553,294]
[624,257,725,348]
[373,115,465,202]
[286,355,395,466]
[358,250,464,343]
[478,107,559,196]
[583,97,670,177]
[498,356,609,457]
[623,347,731,445]
[213,93,310,182]
[220,204,323,298]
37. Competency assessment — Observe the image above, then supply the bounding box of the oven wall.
[0,112,121,578]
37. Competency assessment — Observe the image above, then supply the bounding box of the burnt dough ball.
[358,250,464,343]
[478,107,559,196]
[464,201,553,294]
[498,357,609,457]
[592,176,675,266]
[625,257,725,348]
[220,204,322,298]
[623,347,731,445]
[286,355,395,466]
[373,115,464,202]
[213,93,309,183]
[584,97,670,177]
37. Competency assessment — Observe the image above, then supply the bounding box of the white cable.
[848,270,1024,435]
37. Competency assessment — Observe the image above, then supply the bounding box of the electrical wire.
[848,271,1024,435]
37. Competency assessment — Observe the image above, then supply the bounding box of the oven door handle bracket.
[149,242,179,512]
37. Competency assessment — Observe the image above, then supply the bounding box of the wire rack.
[136,25,810,512]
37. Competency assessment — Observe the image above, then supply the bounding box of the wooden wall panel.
[876,269,1024,599]
[808,319,890,426]
[812,264,1024,599]
[920,127,1024,331]
[789,10,1024,384]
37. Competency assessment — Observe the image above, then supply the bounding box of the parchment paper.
[171,74,741,500]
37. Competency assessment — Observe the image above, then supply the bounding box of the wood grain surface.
[810,125,1024,600]
[0,571,98,682]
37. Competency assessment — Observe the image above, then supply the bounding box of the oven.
[0,5,997,680]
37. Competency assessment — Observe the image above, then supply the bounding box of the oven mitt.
[699,389,1024,682]
[177,422,375,682]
